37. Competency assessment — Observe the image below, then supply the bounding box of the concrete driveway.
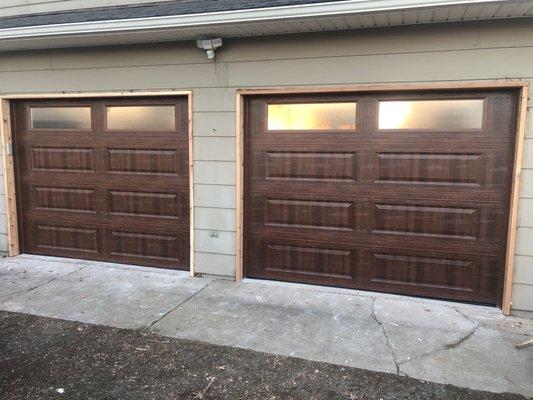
[0,255,531,397]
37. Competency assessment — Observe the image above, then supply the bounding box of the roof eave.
[0,0,511,40]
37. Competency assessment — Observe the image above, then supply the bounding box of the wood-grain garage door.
[244,90,518,305]
[13,97,189,270]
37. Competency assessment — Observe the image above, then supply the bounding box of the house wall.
[0,0,174,17]
[0,19,532,315]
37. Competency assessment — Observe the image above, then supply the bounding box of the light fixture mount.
[196,38,223,59]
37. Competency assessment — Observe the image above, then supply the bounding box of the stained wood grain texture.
[243,89,519,305]
[13,96,190,270]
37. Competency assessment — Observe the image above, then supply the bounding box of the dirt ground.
[0,310,528,400]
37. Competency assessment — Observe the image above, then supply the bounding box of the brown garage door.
[13,97,189,270]
[244,89,518,305]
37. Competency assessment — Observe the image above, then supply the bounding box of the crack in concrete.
[143,279,215,331]
[0,266,86,305]
[396,311,480,372]
[370,298,400,375]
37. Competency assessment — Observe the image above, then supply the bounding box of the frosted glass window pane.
[268,103,357,130]
[107,106,176,131]
[31,107,91,130]
[378,99,484,130]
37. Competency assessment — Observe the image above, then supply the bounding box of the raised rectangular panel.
[33,147,94,172]
[374,204,479,239]
[377,153,482,185]
[110,231,183,261]
[266,152,356,181]
[372,253,474,291]
[107,149,183,175]
[109,190,186,219]
[266,199,354,230]
[34,187,96,212]
[36,225,98,253]
[264,243,353,278]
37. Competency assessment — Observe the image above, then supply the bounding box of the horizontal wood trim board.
[237,80,528,95]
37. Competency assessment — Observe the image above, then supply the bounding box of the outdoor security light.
[196,38,223,59]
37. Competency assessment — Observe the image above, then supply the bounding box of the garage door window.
[378,99,484,130]
[31,107,91,130]
[106,105,176,131]
[267,102,357,131]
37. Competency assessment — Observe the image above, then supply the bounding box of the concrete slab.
[400,326,533,396]
[151,280,398,373]
[0,257,83,302]
[372,297,478,364]
[2,262,210,330]
[0,255,531,397]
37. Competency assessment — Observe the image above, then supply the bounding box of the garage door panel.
[32,186,98,214]
[15,97,190,270]
[249,148,511,189]
[21,173,188,191]
[248,228,505,257]
[247,237,357,284]
[247,236,501,303]
[249,183,510,205]
[25,211,188,232]
[108,230,188,263]
[358,250,501,303]
[251,197,507,243]
[244,90,517,304]
[30,223,100,255]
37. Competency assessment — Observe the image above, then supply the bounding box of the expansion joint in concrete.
[143,279,215,331]
[0,265,86,305]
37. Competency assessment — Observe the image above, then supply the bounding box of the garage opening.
[13,97,190,270]
[243,89,518,305]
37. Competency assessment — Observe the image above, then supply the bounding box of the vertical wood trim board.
[188,91,195,276]
[0,99,20,256]
[235,93,244,281]
[502,85,529,315]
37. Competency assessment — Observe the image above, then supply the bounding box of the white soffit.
[0,0,532,51]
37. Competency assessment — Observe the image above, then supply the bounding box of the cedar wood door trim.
[0,89,196,277]
[235,79,529,315]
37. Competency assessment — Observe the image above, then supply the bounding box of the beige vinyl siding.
[0,1,174,17]
[0,18,532,314]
